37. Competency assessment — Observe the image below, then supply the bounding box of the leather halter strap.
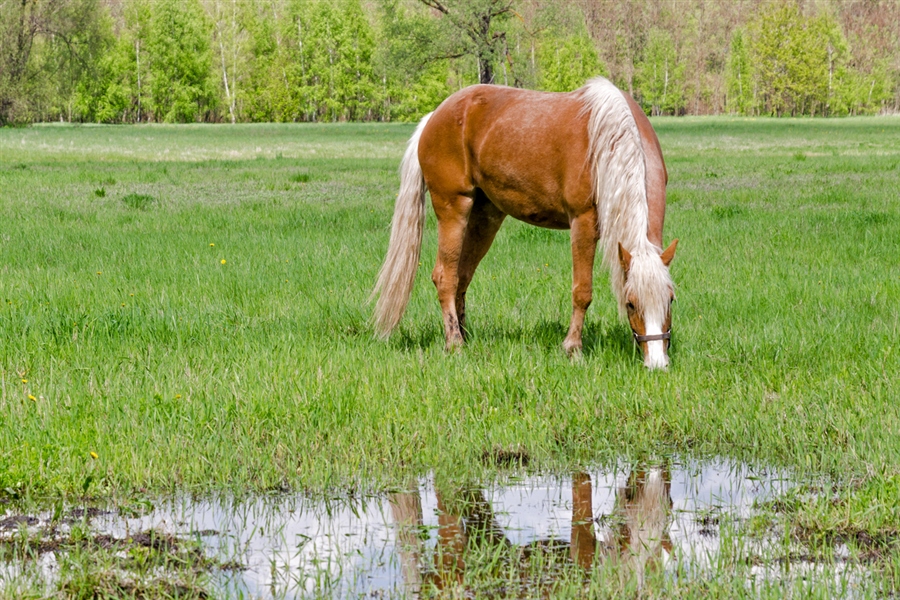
[633,331,671,344]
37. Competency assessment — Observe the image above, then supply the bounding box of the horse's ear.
[660,238,678,267]
[618,242,632,275]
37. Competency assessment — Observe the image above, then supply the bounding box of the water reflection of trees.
[389,469,672,597]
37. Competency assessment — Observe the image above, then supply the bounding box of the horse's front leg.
[432,194,473,351]
[563,212,599,357]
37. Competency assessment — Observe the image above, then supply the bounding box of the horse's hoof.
[445,337,464,353]
[563,342,582,360]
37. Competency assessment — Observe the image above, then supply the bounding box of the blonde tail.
[372,113,433,337]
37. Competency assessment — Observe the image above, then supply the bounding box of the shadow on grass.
[388,318,643,363]
[392,324,443,351]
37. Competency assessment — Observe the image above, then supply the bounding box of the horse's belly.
[480,188,571,229]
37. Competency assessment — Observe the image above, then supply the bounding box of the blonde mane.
[578,77,674,321]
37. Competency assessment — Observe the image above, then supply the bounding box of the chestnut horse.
[372,76,678,369]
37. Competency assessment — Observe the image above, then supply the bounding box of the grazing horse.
[372,76,678,369]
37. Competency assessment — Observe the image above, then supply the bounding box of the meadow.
[1,117,900,597]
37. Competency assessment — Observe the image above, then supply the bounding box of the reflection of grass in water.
[411,497,874,598]
[0,119,899,594]
[0,521,235,599]
[414,532,860,598]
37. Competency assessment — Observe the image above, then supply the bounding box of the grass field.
[1,117,900,596]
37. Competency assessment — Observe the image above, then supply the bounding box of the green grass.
[1,118,900,594]
[1,524,220,599]
[0,119,898,493]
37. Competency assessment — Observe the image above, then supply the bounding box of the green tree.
[306,0,379,121]
[635,27,685,115]
[202,0,250,123]
[72,0,215,123]
[748,1,844,116]
[374,0,453,120]
[241,0,380,122]
[73,31,133,122]
[145,0,217,122]
[417,0,515,85]
[72,0,151,123]
[0,0,110,124]
[240,2,295,121]
[537,32,605,92]
[725,28,754,115]
[834,58,894,115]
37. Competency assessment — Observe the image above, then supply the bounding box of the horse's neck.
[641,158,666,248]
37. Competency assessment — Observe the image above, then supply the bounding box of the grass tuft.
[121,193,156,210]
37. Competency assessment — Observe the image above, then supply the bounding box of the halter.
[633,331,671,344]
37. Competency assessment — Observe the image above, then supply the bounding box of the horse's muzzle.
[634,330,671,370]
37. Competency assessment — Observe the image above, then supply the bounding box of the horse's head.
[618,240,678,370]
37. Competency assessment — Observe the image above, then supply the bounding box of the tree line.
[1,0,898,125]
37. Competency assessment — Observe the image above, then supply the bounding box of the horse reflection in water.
[389,469,672,597]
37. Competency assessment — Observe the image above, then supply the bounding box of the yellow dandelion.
[90,451,98,459]
[28,394,36,401]
[175,394,182,399]
[21,379,27,384]
[209,243,215,247]
[220,259,227,265]
[130,293,134,297]
[121,303,126,307]
[96,271,102,275]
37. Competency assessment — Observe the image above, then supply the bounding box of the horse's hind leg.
[456,197,505,339]
[432,193,474,351]
[563,211,599,357]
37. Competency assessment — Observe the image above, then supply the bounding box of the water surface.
[1,459,832,598]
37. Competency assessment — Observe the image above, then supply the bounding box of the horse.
[372,76,678,369]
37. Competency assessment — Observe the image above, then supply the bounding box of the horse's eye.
[626,302,635,311]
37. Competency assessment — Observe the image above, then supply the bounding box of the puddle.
[0,460,860,598]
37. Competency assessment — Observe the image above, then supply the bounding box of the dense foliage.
[1,0,898,124]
